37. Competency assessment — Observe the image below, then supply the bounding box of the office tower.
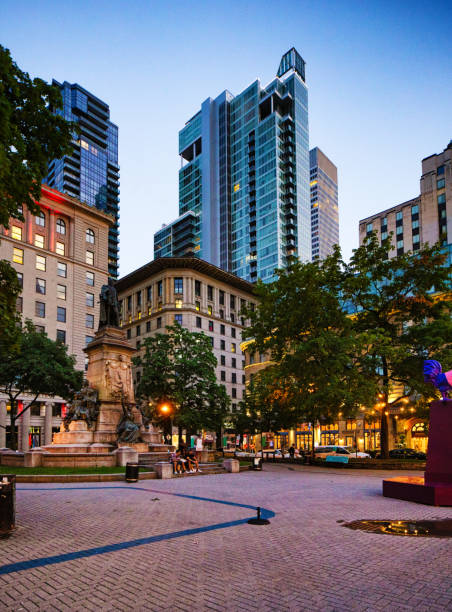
[45,81,120,278]
[116,257,256,414]
[310,147,339,261]
[156,48,310,283]
[0,185,111,450]
[359,140,452,259]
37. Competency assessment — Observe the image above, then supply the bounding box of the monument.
[383,360,452,506]
[35,281,161,466]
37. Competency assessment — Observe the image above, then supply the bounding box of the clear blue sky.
[2,0,451,276]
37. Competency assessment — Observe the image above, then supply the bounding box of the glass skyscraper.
[155,48,310,283]
[309,147,339,261]
[45,81,120,278]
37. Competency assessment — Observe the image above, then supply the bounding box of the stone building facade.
[116,258,257,414]
[0,185,112,450]
[359,141,452,254]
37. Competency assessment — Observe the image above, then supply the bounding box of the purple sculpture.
[424,360,452,400]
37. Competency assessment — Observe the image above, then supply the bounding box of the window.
[36,278,46,294]
[397,239,404,249]
[209,337,214,347]
[127,329,131,339]
[396,211,403,221]
[196,316,202,328]
[438,194,446,205]
[231,373,237,384]
[86,271,94,286]
[219,309,224,319]
[231,343,236,353]
[157,280,163,297]
[208,320,214,332]
[136,325,141,336]
[57,306,66,322]
[16,297,23,313]
[411,205,419,216]
[36,211,45,226]
[231,388,237,399]
[220,339,226,350]
[437,178,445,190]
[207,305,212,315]
[366,222,372,233]
[36,255,46,271]
[175,298,182,309]
[195,301,200,311]
[195,280,201,297]
[35,301,45,318]
[156,317,162,329]
[57,262,67,278]
[146,286,152,301]
[55,241,66,256]
[220,324,225,334]
[413,234,420,244]
[412,220,419,230]
[86,251,94,265]
[242,375,245,384]
[56,218,66,234]
[231,327,236,338]
[232,358,236,369]
[11,226,22,241]
[86,336,94,346]
[230,313,235,323]
[127,295,132,311]
[437,165,445,176]
[56,329,66,343]
[219,290,225,305]
[13,248,24,264]
[86,314,94,329]
[175,314,183,325]
[86,228,95,244]
[207,285,213,301]
[230,295,236,310]
[174,278,183,294]
[221,371,226,381]
[86,293,94,307]
[34,234,44,248]
[396,224,403,235]
[57,284,66,300]
[220,355,225,366]
[136,291,142,307]
[16,272,23,287]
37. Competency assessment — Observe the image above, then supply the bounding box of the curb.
[12,472,156,483]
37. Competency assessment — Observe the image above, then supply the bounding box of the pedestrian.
[195,433,203,460]
[288,445,295,459]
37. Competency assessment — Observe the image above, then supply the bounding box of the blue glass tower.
[156,48,310,283]
[45,81,120,278]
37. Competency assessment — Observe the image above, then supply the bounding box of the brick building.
[0,185,112,450]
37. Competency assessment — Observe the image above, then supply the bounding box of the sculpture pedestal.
[383,400,452,506]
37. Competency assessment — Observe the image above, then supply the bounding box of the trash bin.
[0,474,16,537]
[252,457,263,471]
[125,463,139,483]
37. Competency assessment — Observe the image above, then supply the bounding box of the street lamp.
[158,402,173,446]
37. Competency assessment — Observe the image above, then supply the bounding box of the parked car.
[314,445,371,459]
[388,448,426,460]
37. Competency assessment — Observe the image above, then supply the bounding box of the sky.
[2,0,452,277]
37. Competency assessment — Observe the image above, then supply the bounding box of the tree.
[241,248,376,443]
[0,45,75,228]
[342,234,452,457]
[0,259,21,355]
[0,322,83,450]
[134,324,230,441]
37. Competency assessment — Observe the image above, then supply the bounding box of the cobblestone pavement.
[1,465,451,612]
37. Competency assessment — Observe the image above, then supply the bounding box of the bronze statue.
[64,384,99,430]
[117,393,141,443]
[99,279,120,329]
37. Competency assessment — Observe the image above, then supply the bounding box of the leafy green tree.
[0,259,21,355]
[134,324,230,441]
[0,322,83,450]
[241,248,376,443]
[342,234,452,457]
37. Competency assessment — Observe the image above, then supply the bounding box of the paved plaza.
[1,465,451,612]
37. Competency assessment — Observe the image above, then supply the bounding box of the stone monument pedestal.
[383,400,452,506]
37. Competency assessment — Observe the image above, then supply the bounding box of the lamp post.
[159,402,173,447]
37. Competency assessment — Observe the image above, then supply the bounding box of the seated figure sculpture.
[64,384,99,430]
[117,394,141,444]
[424,360,452,401]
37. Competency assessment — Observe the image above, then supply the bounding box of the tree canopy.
[134,324,230,436]
[0,321,83,450]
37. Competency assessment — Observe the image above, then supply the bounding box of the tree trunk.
[178,425,183,446]
[9,400,17,451]
[381,358,390,459]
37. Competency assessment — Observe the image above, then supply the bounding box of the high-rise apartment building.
[0,185,111,450]
[359,141,452,258]
[44,81,120,278]
[155,48,310,283]
[310,147,339,261]
[154,211,197,259]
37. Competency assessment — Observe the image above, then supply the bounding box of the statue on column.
[99,279,120,329]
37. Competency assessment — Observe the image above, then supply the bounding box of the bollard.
[247,506,270,525]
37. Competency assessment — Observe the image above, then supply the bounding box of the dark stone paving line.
[1,485,275,576]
